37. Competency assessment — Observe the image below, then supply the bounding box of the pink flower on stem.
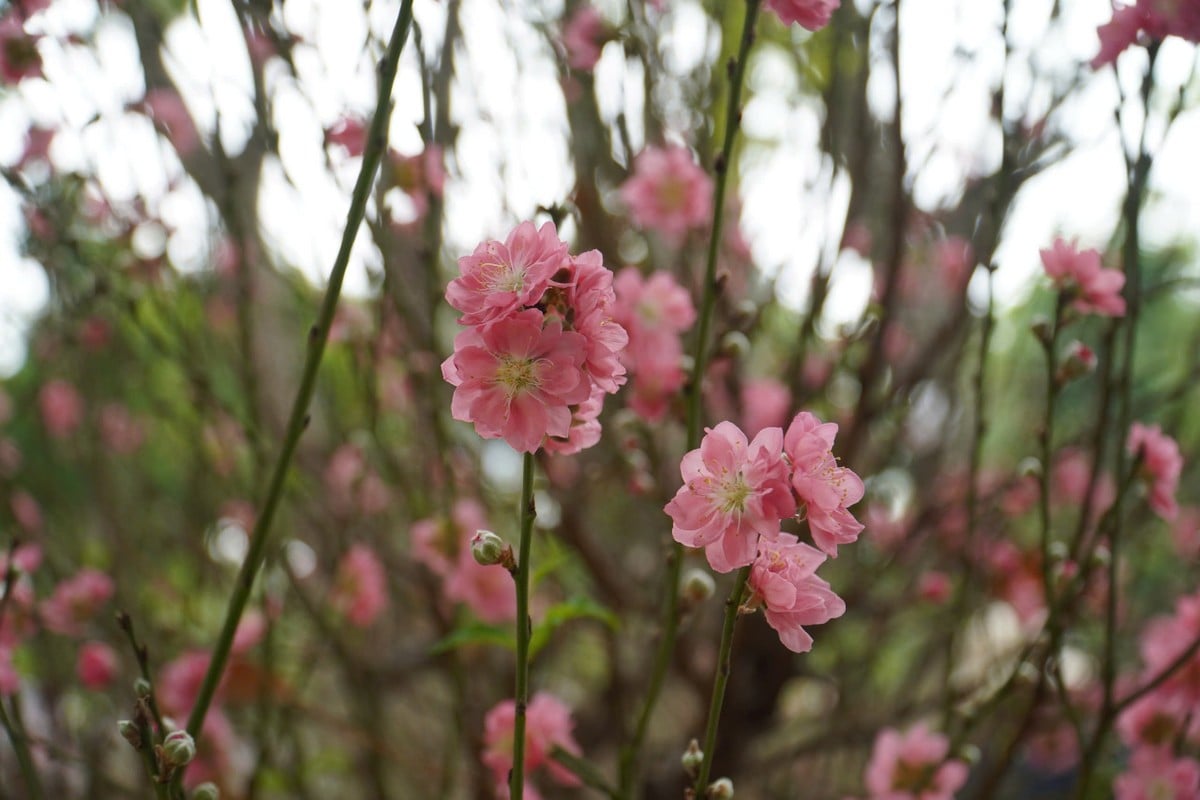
[562,249,629,394]
[763,0,840,31]
[542,386,605,456]
[329,544,389,628]
[785,411,865,557]
[620,145,713,244]
[442,309,590,453]
[1039,238,1126,317]
[324,115,366,157]
[863,723,969,800]
[40,568,115,636]
[665,421,795,573]
[39,379,84,439]
[1127,422,1183,520]
[749,535,845,652]
[482,692,582,798]
[77,641,118,690]
[562,5,609,71]
[445,221,568,327]
[1114,747,1200,800]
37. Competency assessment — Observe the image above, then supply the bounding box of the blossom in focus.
[443,310,590,453]
[482,692,582,798]
[562,5,610,71]
[329,544,389,628]
[1114,747,1200,800]
[1127,422,1183,520]
[445,221,568,327]
[749,535,846,652]
[666,421,795,572]
[620,145,713,243]
[1039,237,1126,317]
[39,378,84,439]
[863,723,969,800]
[563,250,629,394]
[77,641,119,690]
[763,0,840,30]
[785,411,865,557]
[40,568,115,636]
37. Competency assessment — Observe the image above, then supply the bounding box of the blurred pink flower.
[666,421,795,572]
[613,267,694,422]
[142,89,201,157]
[749,534,845,652]
[482,692,582,797]
[232,609,266,655]
[1138,590,1200,707]
[1114,747,1200,800]
[742,377,791,436]
[77,641,118,690]
[1127,422,1183,520]
[917,571,952,605]
[387,145,445,221]
[445,221,568,327]
[442,309,590,453]
[444,537,516,623]
[620,145,713,243]
[39,379,84,439]
[10,490,42,533]
[562,5,609,71]
[1040,238,1126,317]
[763,0,840,30]
[330,544,389,628]
[99,404,145,455]
[785,411,865,557]
[1052,447,1115,514]
[159,650,216,716]
[41,568,114,636]
[864,723,968,800]
[1171,507,1200,559]
[19,125,54,167]
[325,115,366,157]
[933,235,974,288]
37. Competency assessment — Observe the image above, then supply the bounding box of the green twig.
[552,746,621,799]
[510,452,538,800]
[181,0,415,746]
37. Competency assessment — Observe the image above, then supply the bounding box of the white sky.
[0,0,1197,377]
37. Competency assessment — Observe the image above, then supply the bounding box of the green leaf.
[529,597,620,658]
[429,621,514,654]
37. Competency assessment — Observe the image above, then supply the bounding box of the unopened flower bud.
[470,530,508,567]
[1017,457,1042,479]
[1056,340,1096,384]
[681,568,715,605]
[161,730,196,767]
[681,739,704,776]
[134,677,152,699]
[707,777,735,799]
[960,744,981,765]
[190,782,220,800]
[1092,545,1111,568]
[719,331,750,360]
[1030,315,1052,345]
[118,719,141,749]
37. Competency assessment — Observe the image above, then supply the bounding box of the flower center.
[893,759,935,792]
[716,474,753,514]
[494,355,540,396]
[481,260,526,294]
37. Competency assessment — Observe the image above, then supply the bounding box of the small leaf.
[529,597,620,657]
[430,621,515,654]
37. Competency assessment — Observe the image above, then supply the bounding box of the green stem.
[619,3,760,796]
[510,451,538,800]
[693,566,751,795]
[0,697,44,800]
[551,746,621,799]
[182,0,415,745]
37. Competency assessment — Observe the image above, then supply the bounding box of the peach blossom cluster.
[1040,238,1126,318]
[860,723,968,800]
[664,411,862,651]
[612,267,696,421]
[442,221,628,454]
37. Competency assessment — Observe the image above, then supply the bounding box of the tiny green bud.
[191,782,220,800]
[118,719,141,750]
[134,677,152,699]
[707,777,734,799]
[470,530,510,568]
[1017,457,1042,479]
[681,568,716,606]
[681,739,704,776]
[162,730,196,767]
[960,744,982,765]
[719,331,751,360]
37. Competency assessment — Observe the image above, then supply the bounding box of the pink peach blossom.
[445,221,568,327]
[77,641,118,690]
[99,404,145,455]
[39,379,83,439]
[1127,422,1183,520]
[444,536,516,623]
[785,411,865,557]
[1040,238,1126,317]
[40,568,114,636]
[562,5,609,71]
[666,421,795,572]
[562,250,629,394]
[620,145,713,243]
[442,309,590,453]
[742,377,792,436]
[864,723,968,800]
[918,571,952,605]
[10,490,42,533]
[159,650,218,716]
[324,116,366,157]
[749,535,846,652]
[329,544,389,628]
[482,692,582,797]
[1114,747,1200,800]
[763,0,840,30]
